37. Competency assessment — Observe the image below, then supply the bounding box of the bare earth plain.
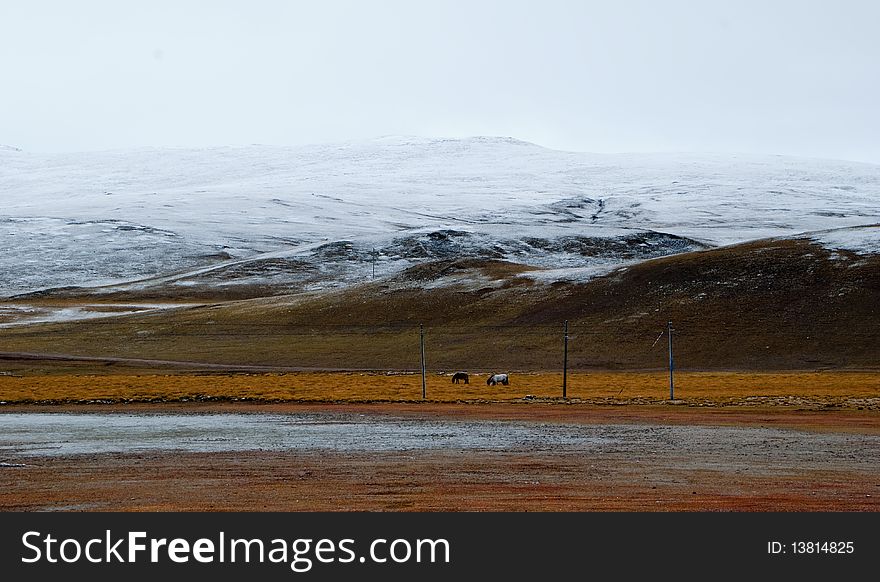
[1,371,878,512]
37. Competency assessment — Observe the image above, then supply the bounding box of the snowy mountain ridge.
[1,136,879,297]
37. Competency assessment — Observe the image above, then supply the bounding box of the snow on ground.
[1,136,879,296]
[809,225,880,255]
[0,303,195,328]
[518,262,638,284]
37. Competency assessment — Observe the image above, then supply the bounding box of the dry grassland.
[1,370,877,408]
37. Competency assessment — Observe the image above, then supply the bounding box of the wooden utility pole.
[667,320,675,400]
[420,324,427,399]
[562,320,569,398]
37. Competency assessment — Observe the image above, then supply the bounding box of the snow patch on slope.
[810,224,880,255]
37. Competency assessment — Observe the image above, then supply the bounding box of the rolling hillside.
[1,138,878,372]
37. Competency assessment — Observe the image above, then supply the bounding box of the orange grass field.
[1,370,878,407]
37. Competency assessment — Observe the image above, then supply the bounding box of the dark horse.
[486,373,509,386]
[451,372,469,384]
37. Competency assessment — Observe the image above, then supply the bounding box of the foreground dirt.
[1,402,878,512]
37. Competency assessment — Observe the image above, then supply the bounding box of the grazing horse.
[486,373,509,386]
[451,372,469,384]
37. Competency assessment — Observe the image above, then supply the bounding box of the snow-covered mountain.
[1,136,879,297]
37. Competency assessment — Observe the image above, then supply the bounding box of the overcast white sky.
[1,0,878,162]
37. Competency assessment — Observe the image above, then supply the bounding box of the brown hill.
[1,237,878,372]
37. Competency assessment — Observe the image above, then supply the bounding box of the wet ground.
[1,404,879,511]
[1,411,613,455]
[1,410,878,470]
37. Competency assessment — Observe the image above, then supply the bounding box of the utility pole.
[562,320,569,398]
[667,320,675,400]
[420,323,427,400]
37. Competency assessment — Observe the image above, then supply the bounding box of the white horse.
[486,373,509,386]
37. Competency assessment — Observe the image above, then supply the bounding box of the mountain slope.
[1,235,877,371]
[2,137,879,297]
